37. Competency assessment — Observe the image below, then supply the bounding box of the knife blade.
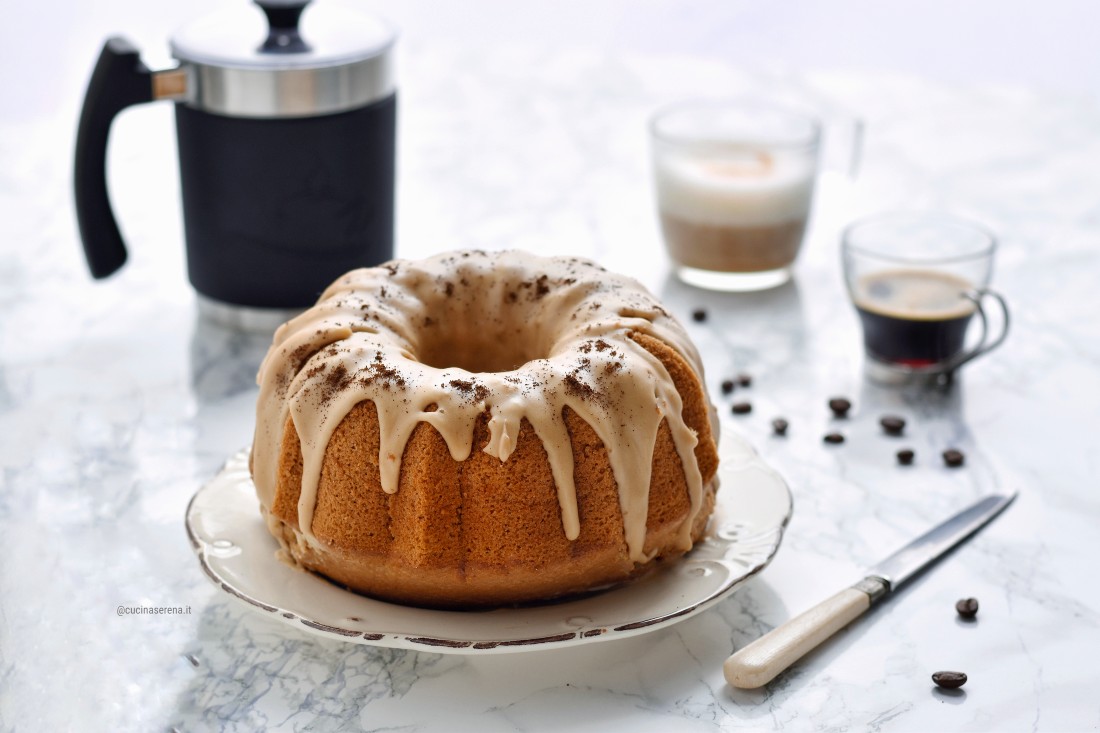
[724,491,1017,689]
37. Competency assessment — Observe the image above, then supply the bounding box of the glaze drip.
[253,250,716,563]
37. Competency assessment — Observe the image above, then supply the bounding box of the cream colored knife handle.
[724,576,888,689]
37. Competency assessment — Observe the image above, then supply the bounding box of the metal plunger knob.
[255,0,312,53]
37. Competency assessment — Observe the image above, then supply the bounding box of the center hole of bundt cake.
[418,327,544,372]
[410,268,561,373]
[416,309,549,373]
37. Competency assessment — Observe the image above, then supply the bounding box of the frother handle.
[74,37,153,279]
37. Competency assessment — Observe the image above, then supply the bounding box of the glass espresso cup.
[842,212,1010,381]
[650,101,821,291]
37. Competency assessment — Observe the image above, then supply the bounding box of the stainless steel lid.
[170,0,396,118]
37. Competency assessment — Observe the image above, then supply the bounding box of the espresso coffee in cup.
[852,269,977,366]
[841,212,1009,382]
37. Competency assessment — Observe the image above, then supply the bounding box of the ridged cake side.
[265,332,718,607]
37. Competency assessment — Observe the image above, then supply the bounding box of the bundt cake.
[251,249,720,608]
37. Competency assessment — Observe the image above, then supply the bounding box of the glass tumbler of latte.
[650,101,821,291]
[842,213,1010,380]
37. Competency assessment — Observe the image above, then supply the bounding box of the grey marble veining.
[2,45,1099,732]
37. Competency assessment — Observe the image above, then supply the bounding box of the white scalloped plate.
[185,429,792,654]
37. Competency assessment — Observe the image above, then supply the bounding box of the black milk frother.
[75,0,396,326]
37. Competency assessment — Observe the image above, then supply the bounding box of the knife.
[724,491,1017,689]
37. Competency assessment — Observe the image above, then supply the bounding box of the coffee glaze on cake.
[252,249,720,608]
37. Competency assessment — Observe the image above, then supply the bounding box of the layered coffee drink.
[853,269,977,367]
[654,150,815,274]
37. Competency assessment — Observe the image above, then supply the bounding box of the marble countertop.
[2,46,1099,732]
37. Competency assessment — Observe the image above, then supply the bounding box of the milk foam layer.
[655,151,815,227]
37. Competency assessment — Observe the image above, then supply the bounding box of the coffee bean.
[828,397,852,418]
[896,448,915,466]
[956,597,979,618]
[880,415,906,436]
[771,418,789,436]
[731,402,752,415]
[737,373,753,387]
[691,308,707,323]
[720,379,735,395]
[932,671,967,689]
[943,449,965,468]
[823,432,845,444]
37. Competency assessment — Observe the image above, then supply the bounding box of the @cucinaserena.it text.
[117,605,192,616]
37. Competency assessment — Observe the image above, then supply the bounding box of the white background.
[4,0,1099,125]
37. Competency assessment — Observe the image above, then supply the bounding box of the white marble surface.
[2,43,1100,732]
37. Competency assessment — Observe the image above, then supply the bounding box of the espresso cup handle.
[946,288,1010,373]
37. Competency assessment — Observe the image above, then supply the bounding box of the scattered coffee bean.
[955,597,979,619]
[691,308,707,323]
[771,418,789,436]
[943,449,966,468]
[737,373,753,387]
[828,397,852,418]
[896,448,915,466]
[731,401,752,415]
[823,432,845,444]
[932,671,967,689]
[880,415,906,436]
[720,379,735,395]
